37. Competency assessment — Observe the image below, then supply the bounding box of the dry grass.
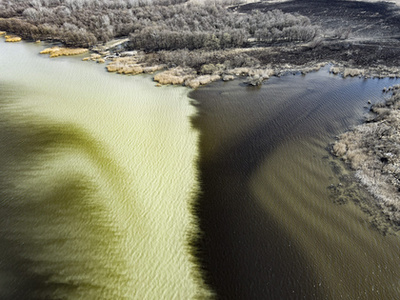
[332,141,347,156]
[185,74,221,89]
[4,35,21,42]
[153,67,194,85]
[333,94,400,223]
[106,57,141,73]
[343,68,365,78]
[40,47,88,57]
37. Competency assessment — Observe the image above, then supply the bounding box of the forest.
[0,0,319,50]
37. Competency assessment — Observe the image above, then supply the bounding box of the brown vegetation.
[40,47,88,58]
[185,74,221,89]
[329,65,400,79]
[333,93,400,224]
[101,48,280,88]
[105,56,166,75]
[151,66,222,88]
[106,57,143,74]
[154,67,195,85]
[2,0,400,89]
[4,34,21,42]
[5,37,21,42]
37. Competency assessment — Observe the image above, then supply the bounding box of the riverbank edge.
[5,35,400,227]
[81,45,400,88]
[333,90,400,226]
[3,32,400,88]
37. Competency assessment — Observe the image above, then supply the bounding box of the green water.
[0,41,210,299]
[2,40,400,300]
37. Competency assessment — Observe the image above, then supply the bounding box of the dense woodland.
[0,0,319,50]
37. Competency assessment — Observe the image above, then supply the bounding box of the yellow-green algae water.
[0,41,211,299]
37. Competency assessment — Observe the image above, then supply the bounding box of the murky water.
[1,40,400,300]
[0,41,210,299]
[191,74,400,299]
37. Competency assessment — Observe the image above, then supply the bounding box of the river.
[1,41,400,299]
[0,41,210,299]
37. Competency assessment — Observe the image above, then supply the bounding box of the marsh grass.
[333,93,400,224]
[40,46,88,58]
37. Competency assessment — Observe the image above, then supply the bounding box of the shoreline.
[333,90,400,226]
[3,33,400,228]
[2,0,400,89]
[79,37,400,88]
[80,52,400,88]
[36,41,400,88]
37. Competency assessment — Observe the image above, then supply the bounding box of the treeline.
[0,0,319,49]
[129,8,319,51]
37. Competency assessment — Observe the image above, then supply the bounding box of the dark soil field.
[239,0,400,68]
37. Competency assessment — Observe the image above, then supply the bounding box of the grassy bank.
[333,91,400,226]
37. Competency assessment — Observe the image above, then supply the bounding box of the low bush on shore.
[40,46,88,57]
[4,34,21,42]
[0,0,318,49]
[333,93,400,224]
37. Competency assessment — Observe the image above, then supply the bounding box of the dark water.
[191,71,400,299]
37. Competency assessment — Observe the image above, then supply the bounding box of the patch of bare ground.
[238,0,400,70]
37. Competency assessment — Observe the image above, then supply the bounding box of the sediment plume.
[153,67,195,85]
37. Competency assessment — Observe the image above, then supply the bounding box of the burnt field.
[240,0,400,39]
[239,0,400,68]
